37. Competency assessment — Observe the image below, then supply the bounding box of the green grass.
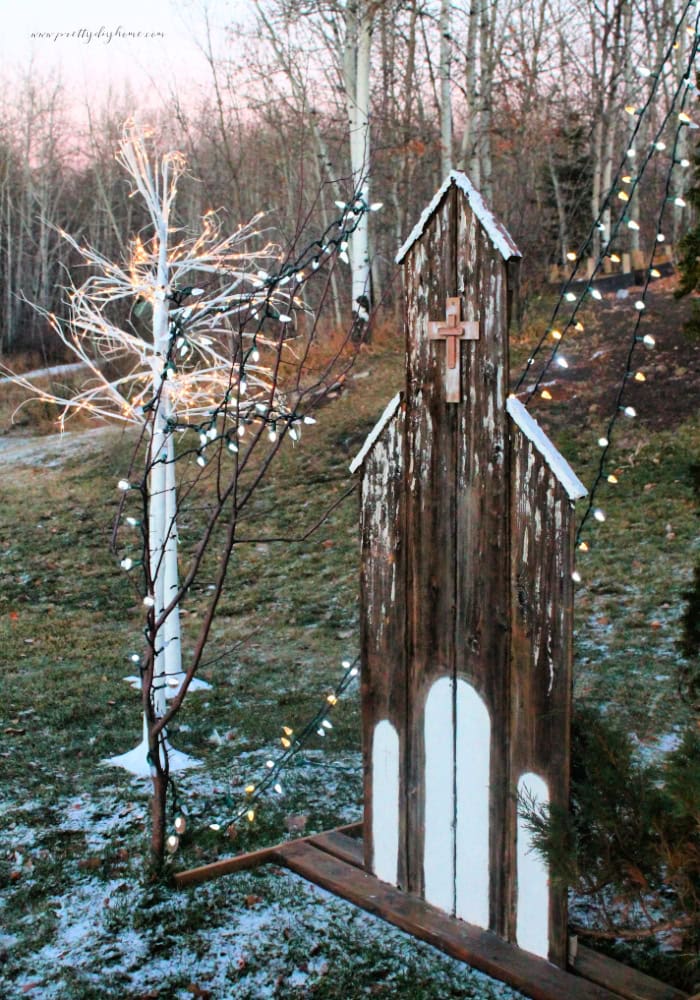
[0,289,698,997]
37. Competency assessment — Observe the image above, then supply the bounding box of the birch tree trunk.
[440,0,453,179]
[345,0,372,324]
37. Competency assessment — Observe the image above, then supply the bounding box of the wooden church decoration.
[175,175,690,1000]
[352,171,586,968]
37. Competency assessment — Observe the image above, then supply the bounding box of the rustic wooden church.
[350,171,586,967]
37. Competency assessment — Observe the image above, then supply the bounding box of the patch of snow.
[507,396,587,501]
[349,393,402,474]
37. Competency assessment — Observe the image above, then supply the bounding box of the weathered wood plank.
[509,425,576,965]
[572,945,689,1000]
[453,191,515,938]
[403,182,459,902]
[359,398,407,887]
[173,822,362,889]
[309,830,365,869]
[277,841,624,1000]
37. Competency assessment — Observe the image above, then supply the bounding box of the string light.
[513,3,698,557]
[205,657,361,832]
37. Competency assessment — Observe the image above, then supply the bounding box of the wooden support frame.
[175,830,688,1000]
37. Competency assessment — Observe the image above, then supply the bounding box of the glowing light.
[245,784,255,794]
[572,571,582,583]
[623,406,637,417]
[551,329,562,340]
[251,348,260,363]
[621,175,632,184]
[574,321,584,332]
[246,809,255,823]
[617,191,629,202]
[174,816,187,834]
[598,437,609,447]
[634,301,645,311]
[650,268,661,278]
[274,783,283,794]
[607,474,619,484]
[680,158,690,167]
[624,104,637,115]
[166,835,179,853]
[566,251,577,262]
[118,479,131,491]
[265,760,274,769]
[627,220,640,231]
[143,595,155,607]
[634,371,646,382]
[126,516,139,527]
[303,416,316,425]
[209,823,221,832]
[541,390,553,400]
[228,441,238,453]
[656,233,666,242]
[282,726,293,736]
[593,509,606,522]
[557,356,569,369]
[370,202,384,211]
[120,557,134,571]
[679,111,692,124]
[565,292,576,302]
[643,334,656,347]
[281,737,291,748]
[675,197,687,208]
[579,541,589,552]
[654,141,666,151]
[627,148,637,158]
[610,253,621,263]
[327,694,338,705]
[590,288,602,300]
[196,455,207,467]
[130,653,141,663]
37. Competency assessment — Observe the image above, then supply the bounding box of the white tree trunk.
[346,0,372,318]
[440,0,453,179]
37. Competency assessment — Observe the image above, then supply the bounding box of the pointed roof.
[396,171,521,265]
[507,396,587,501]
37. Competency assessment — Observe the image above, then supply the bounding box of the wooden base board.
[174,829,688,1000]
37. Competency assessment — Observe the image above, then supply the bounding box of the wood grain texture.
[509,425,576,965]
[277,841,624,1000]
[359,398,407,885]
[572,946,689,1000]
[173,822,362,889]
[454,190,514,938]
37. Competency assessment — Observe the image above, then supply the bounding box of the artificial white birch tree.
[4,121,376,862]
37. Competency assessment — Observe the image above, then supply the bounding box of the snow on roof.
[507,396,587,501]
[349,393,402,474]
[396,171,521,265]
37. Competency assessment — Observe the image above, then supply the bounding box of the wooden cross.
[428,297,479,402]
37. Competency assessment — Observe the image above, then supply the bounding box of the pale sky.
[1,0,247,111]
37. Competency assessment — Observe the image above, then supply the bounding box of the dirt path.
[0,425,118,468]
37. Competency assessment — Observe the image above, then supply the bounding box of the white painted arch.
[371,719,400,886]
[516,771,550,959]
[423,676,491,928]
